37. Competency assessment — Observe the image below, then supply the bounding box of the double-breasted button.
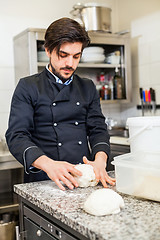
[75,121,79,125]
[54,123,57,126]
[76,102,80,106]
[78,141,82,145]
[58,143,62,147]
[53,103,56,106]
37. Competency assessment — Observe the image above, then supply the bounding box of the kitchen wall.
[0,0,117,138]
[117,0,160,125]
[0,0,160,138]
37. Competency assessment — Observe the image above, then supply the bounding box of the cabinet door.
[24,217,57,240]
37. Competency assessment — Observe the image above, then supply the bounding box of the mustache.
[60,66,74,71]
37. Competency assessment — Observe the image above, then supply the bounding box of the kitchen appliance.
[70,3,112,32]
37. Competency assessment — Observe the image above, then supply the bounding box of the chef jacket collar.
[46,64,73,85]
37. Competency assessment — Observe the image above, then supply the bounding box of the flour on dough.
[83,188,125,216]
[74,164,98,188]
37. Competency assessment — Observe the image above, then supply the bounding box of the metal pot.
[70,3,112,32]
[0,221,16,240]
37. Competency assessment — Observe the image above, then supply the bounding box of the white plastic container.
[126,117,160,153]
[112,153,160,201]
[115,151,160,165]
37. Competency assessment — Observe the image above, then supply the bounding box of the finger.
[54,178,66,191]
[83,156,90,164]
[100,178,108,188]
[107,174,116,182]
[70,167,82,176]
[105,175,116,185]
[64,162,82,176]
[94,170,100,183]
[60,175,74,190]
[64,172,79,188]
[105,172,116,182]
[109,177,116,184]
[109,177,116,182]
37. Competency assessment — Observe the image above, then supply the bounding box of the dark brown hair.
[44,17,90,54]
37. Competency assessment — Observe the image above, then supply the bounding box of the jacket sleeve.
[5,78,45,174]
[86,81,110,160]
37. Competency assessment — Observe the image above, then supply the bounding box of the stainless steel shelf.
[78,63,121,68]
[100,99,129,104]
[37,61,121,69]
[37,61,48,67]
[14,29,131,101]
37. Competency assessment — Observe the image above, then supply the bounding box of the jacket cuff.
[23,146,45,174]
[91,142,110,161]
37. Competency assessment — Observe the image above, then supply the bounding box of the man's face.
[45,42,82,82]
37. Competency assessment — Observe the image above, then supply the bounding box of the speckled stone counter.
[14,174,160,240]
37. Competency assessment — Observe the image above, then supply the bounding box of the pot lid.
[84,2,111,8]
[73,2,111,10]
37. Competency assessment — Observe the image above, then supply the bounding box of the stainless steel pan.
[70,3,112,32]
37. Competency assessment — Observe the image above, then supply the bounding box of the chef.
[6,17,115,190]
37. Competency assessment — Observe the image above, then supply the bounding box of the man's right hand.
[32,155,82,191]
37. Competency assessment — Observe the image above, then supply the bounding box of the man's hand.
[32,155,82,191]
[83,152,116,188]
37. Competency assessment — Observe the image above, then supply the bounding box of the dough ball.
[74,164,98,188]
[83,188,125,216]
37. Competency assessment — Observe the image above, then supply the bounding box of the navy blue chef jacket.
[6,68,110,182]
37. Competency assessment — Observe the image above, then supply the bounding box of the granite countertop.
[14,174,160,240]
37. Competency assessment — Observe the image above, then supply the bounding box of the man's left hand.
[83,152,116,188]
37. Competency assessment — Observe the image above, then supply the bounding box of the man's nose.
[66,56,73,67]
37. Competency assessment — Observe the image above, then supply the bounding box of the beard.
[50,62,75,83]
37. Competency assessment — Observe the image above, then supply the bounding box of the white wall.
[116,0,160,125]
[0,0,117,138]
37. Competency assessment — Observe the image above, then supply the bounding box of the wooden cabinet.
[14,28,131,103]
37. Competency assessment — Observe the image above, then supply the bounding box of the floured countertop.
[14,172,160,240]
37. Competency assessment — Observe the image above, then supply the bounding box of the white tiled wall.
[0,67,15,136]
[117,0,160,123]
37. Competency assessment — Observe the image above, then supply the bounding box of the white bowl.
[37,51,49,62]
[81,53,105,63]
[83,47,104,54]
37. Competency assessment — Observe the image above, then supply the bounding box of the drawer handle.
[37,229,42,237]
